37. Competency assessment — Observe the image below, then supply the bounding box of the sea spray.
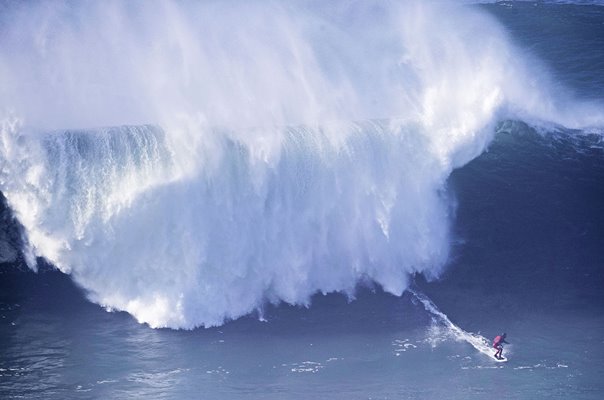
[1,1,602,328]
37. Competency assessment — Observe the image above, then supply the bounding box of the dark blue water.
[2,1,604,399]
[482,2,604,99]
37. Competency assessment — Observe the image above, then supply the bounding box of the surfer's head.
[502,333,507,338]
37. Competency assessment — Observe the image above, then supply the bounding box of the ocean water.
[1,1,603,399]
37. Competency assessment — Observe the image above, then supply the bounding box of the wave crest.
[1,1,602,328]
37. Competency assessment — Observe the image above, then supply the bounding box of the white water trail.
[410,289,507,360]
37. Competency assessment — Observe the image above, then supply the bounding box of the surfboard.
[494,355,508,362]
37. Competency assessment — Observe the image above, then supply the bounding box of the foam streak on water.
[409,289,507,361]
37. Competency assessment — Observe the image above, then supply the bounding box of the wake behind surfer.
[493,333,509,360]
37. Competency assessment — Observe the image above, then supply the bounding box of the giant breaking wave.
[0,0,602,328]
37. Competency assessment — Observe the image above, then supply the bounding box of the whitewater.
[1,0,603,329]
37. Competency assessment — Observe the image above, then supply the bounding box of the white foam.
[410,289,510,361]
[1,1,602,328]
[288,361,325,374]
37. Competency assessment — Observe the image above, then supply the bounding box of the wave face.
[0,0,602,328]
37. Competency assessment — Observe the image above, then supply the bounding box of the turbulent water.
[1,1,603,399]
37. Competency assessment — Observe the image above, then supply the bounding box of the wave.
[0,0,602,328]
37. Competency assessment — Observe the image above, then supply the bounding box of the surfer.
[493,333,509,360]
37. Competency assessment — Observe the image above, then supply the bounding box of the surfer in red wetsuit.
[493,333,509,360]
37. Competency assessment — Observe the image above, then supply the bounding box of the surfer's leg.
[494,345,502,359]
